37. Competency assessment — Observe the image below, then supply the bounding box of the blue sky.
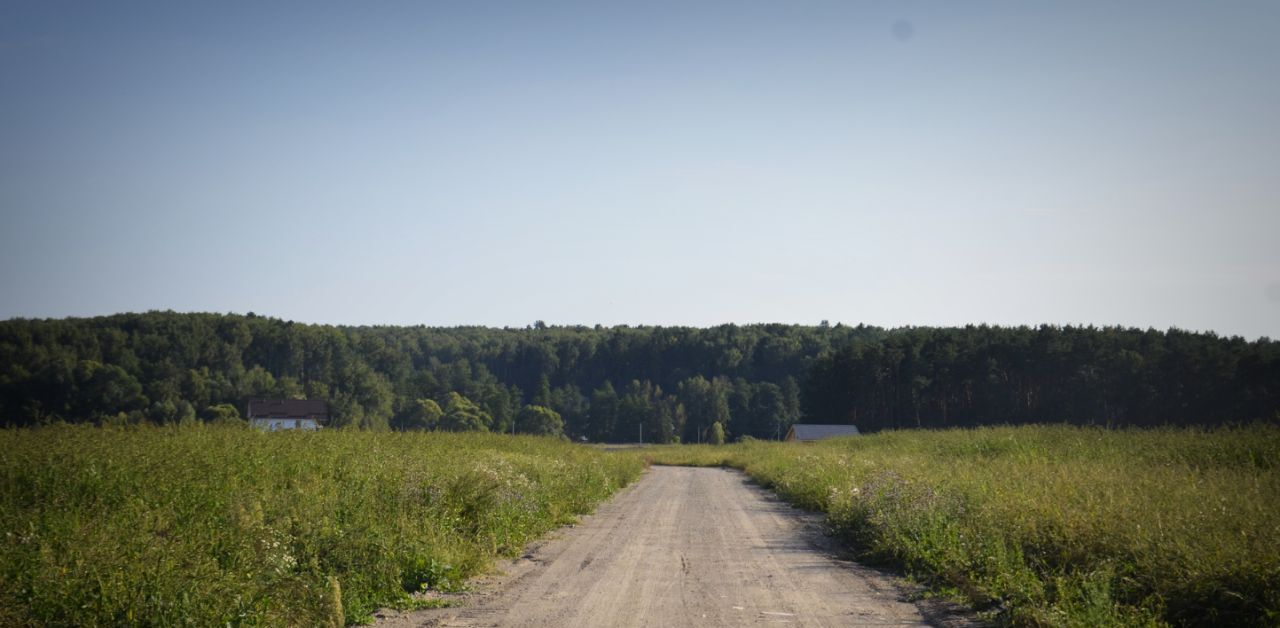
[2,1,1278,338]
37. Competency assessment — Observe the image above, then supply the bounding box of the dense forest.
[1,312,1276,440]
[804,326,1280,431]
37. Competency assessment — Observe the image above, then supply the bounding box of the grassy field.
[647,425,1280,627]
[0,425,643,626]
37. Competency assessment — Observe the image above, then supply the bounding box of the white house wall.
[250,418,320,431]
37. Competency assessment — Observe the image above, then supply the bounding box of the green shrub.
[648,424,1280,626]
[0,424,643,625]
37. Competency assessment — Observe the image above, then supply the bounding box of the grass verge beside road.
[0,425,643,626]
[646,425,1280,627]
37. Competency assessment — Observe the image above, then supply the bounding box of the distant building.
[784,424,860,442]
[247,399,328,431]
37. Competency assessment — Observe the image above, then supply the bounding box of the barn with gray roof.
[784,424,860,442]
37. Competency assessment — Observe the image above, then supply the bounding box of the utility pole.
[639,423,643,445]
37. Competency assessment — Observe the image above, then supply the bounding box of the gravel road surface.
[379,466,971,627]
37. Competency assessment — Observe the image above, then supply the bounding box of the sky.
[1,1,1278,338]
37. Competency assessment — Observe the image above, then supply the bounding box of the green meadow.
[647,424,1280,627]
[4,424,1277,627]
[0,425,643,626]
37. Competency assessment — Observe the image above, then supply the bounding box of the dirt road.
[380,466,968,627]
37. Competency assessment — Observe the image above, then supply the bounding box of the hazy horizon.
[3,1,1278,339]
[3,308,1272,342]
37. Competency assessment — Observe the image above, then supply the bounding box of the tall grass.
[647,425,1280,627]
[0,424,643,626]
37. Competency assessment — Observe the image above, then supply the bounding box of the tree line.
[0,312,1275,439]
[804,325,1280,431]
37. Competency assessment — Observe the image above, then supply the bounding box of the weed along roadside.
[377,464,960,628]
[0,425,644,626]
[4,423,1277,626]
[646,424,1280,626]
